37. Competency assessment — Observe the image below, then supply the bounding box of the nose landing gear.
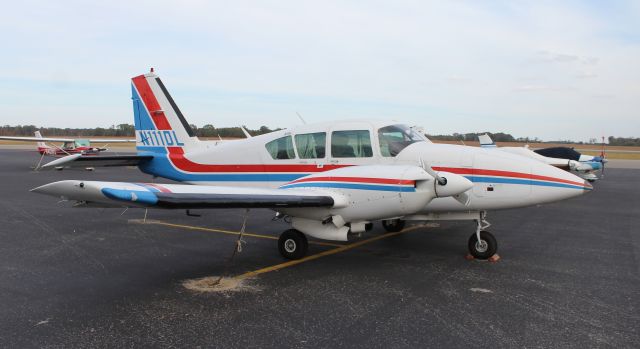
[467,213,497,260]
[468,230,497,259]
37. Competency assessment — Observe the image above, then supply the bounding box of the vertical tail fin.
[34,131,46,148]
[131,70,200,152]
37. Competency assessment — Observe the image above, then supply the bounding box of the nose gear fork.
[467,211,498,260]
[475,211,491,244]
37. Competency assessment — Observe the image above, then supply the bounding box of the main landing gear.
[278,229,308,260]
[381,218,405,233]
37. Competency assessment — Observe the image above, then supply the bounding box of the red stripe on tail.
[132,75,172,130]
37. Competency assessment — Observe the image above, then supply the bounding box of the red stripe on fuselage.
[132,75,171,130]
[166,147,350,173]
[432,166,585,187]
[289,176,415,185]
[160,147,583,186]
[162,148,582,187]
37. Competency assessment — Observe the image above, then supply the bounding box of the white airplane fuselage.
[135,120,592,216]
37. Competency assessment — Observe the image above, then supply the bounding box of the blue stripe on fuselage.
[468,176,589,190]
[280,182,416,192]
[136,149,306,182]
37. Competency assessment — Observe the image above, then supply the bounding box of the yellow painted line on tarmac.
[136,219,343,247]
[235,225,425,280]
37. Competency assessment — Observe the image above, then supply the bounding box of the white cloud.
[0,0,638,141]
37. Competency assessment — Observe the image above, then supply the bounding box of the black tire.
[467,230,497,259]
[381,219,405,233]
[278,229,308,260]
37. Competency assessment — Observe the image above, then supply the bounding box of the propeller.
[600,136,607,178]
[418,158,471,206]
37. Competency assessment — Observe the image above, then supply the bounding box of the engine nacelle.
[279,165,472,241]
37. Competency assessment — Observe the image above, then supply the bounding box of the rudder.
[131,70,199,152]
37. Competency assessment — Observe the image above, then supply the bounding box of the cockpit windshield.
[75,139,90,147]
[378,124,425,157]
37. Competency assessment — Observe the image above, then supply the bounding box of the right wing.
[31,180,338,209]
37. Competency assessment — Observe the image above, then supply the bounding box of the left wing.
[31,180,338,209]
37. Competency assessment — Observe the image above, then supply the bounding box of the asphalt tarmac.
[1,148,638,348]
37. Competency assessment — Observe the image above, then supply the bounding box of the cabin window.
[331,130,373,158]
[294,133,326,159]
[378,124,423,157]
[265,136,296,160]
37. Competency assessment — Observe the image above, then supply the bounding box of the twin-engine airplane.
[478,134,606,182]
[31,70,593,261]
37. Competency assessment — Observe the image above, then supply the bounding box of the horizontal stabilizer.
[478,134,496,148]
[41,154,153,169]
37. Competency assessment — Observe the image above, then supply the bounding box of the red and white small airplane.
[0,131,135,156]
[1,131,135,169]
[31,70,593,260]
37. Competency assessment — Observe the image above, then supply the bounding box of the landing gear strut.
[278,229,308,260]
[381,218,405,233]
[467,213,497,259]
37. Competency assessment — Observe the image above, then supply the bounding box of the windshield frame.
[377,124,424,157]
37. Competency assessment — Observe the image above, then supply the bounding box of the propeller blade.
[419,158,447,185]
[454,191,471,206]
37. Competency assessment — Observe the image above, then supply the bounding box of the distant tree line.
[608,136,640,146]
[2,124,638,145]
[0,124,281,138]
[427,132,542,143]
[189,124,281,138]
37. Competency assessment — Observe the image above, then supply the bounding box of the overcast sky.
[1,0,638,141]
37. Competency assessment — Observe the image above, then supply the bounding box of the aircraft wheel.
[382,218,404,233]
[382,219,405,233]
[278,229,308,260]
[468,230,497,260]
